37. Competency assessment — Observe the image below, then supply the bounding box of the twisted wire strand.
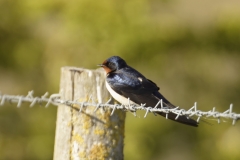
[0,91,239,125]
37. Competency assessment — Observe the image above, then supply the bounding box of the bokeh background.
[0,0,240,159]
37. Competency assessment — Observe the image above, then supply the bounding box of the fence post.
[53,67,126,160]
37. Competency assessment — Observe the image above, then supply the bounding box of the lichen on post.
[54,67,125,160]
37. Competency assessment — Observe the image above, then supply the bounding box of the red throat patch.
[101,60,112,73]
[102,66,112,73]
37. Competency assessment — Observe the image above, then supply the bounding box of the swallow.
[98,56,198,127]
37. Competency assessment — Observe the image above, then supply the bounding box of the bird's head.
[98,56,127,73]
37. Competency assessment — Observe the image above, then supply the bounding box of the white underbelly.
[105,81,138,105]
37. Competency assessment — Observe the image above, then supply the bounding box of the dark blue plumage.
[99,56,198,127]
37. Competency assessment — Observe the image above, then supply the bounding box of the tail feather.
[157,112,198,127]
[153,91,198,127]
[122,90,199,127]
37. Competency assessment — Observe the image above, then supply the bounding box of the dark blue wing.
[106,66,198,127]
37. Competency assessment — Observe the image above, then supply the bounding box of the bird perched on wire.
[98,56,198,127]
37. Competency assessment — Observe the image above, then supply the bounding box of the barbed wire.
[0,91,239,125]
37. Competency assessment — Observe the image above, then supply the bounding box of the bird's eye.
[108,62,113,67]
[107,62,116,70]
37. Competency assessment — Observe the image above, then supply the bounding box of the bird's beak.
[97,64,104,67]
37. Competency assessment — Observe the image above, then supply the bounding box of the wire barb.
[94,104,100,112]
[110,105,117,116]
[144,107,150,118]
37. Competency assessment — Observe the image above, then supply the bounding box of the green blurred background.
[0,0,240,159]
